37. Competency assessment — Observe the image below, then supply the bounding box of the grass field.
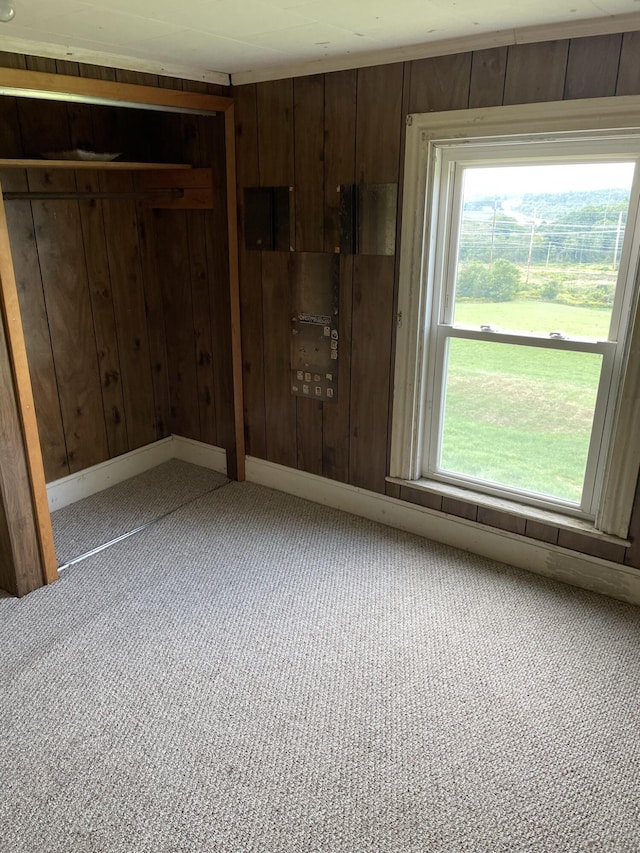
[439,300,607,503]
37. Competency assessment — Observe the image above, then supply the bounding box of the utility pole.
[490,198,498,262]
[526,217,536,283]
[613,211,623,269]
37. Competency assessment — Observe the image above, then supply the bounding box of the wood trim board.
[0,182,57,586]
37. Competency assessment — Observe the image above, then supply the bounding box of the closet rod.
[2,188,184,201]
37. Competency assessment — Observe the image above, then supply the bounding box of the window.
[391,99,640,537]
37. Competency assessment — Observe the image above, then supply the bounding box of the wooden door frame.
[0,68,245,593]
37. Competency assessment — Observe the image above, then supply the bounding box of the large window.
[391,100,640,537]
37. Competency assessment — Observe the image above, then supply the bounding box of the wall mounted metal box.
[290,253,340,403]
[339,183,398,255]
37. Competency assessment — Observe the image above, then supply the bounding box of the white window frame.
[390,97,640,539]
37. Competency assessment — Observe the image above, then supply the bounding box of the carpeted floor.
[1,460,640,852]
[51,460,228,564]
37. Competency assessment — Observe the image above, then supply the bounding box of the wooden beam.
[136,168,214,209]
[0,180,58,587]
[0,159,191,170]
[0,67,231,114]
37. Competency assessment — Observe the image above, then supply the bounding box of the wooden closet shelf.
[0,159,192,170]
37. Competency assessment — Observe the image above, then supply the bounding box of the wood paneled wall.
[0,52,234,485]
[235,31,640,568]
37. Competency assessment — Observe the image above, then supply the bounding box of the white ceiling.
[1,0,640,85]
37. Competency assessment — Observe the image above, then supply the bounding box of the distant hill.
[465,188,630,222]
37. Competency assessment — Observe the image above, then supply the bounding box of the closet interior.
[0,69,242,596]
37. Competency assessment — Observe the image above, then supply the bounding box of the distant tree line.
[460,191,629,267]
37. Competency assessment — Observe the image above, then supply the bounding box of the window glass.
[452,162,635,340]
[439,339,603,503]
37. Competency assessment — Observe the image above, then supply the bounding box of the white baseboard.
[171,435,227,474]
[46,436,227,511]
[46,442,640,605]
[245,456,640,607]
[47,438,175,511]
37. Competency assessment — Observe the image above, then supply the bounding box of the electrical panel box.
[243,186,292,251]
[339,183,398,255]
[290,253,340,403]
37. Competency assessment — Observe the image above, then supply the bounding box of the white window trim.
[391,96,640,539]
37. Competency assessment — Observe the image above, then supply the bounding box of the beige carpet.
[51,460,228,564]
[2,461,640,852]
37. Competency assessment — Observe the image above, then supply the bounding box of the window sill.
[386,476,630,548]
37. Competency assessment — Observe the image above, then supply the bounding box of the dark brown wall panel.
[99,180,157,450]
[349,254,396,493]
[0,313,42,596]
[204,115,235,459]
[503,41,569,105]
[322,71,357,483]
[469,47,508,108]
[76,172,130,458]
[0,53,231,484]
[255,80,297,467]
[408,52,471,113]
[235,83,266,458]
[29,182,110,473]
[564,34,622,100]
[3,172,69,482]
[294,75,325,253]
[235,30,640,566]
[294,75,325,475]
[616,31,640,95]
[153,209,201,440]
[262,252,297,467]
[349,64,403,493]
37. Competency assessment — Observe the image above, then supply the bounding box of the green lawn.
[439,301,606,503]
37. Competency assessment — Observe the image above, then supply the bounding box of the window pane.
[439,339,602,503]
[453,162,635,339]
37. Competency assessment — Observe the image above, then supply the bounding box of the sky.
[463,162,636,200]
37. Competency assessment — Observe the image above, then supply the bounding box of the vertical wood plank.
[100,175,156,450]
[616,31,640,96]
[235,84,266,459]
[322,70,357,482]
[356,63,404,183]
[294,74,325,252]
[76,173,130,457]
[503,41,570,105]
[178,109,218,447]
[349,254,395,493]
[16,88,109,475]
[323,255,353,482]
[408,53,471,114]
[257,79,297,467]
[0,181,57,590]
[564,34,622,100]
[189,211,218,446]
[0,314,43,595]
[293,74,325,475]
[1,175,69,483]
[64,94,130,458]
[257,78,295,187]
[323,70,357,255]
[262,252,297,467]
[153,209,201,440]
[349,64,403,493]
[205,113,238,468]
[469,47,508,109]
[136,207,171,440]
[29,176,110,473]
